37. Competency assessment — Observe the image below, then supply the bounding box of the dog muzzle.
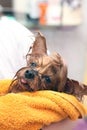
[25,70,38,79]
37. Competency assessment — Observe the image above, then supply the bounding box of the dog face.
[8,32,67,93]
[8,32,87,101]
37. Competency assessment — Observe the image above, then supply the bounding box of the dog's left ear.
[51,52,67,92]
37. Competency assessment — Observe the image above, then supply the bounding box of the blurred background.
[0,0,87,83]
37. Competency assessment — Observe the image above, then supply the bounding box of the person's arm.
[0,16,34,79]
[43,118,80,130]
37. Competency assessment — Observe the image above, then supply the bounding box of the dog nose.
[25,70,37,79]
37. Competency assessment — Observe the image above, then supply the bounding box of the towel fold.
[0,80,87,130]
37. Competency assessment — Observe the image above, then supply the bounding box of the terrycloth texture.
[0,80,87,130]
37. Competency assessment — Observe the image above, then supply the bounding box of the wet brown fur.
[8,32,87,101]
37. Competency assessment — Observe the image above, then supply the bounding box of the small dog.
[8,32,87,101]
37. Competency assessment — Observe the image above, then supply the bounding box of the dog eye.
[42,76,51,83]
[31,62,37,67]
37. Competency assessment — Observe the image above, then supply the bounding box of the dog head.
[8,32,67,93]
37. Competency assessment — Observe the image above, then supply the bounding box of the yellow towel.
[0,80,87,130]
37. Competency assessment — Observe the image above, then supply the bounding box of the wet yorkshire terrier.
[8,32,87,101]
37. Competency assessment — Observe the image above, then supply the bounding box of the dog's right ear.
[26,32,48,65]
[31,32,47,55]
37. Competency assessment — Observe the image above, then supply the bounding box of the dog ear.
[26,32,48,65]
[64,78,87,100]
[51,52,67,92]
[31,32,47,55]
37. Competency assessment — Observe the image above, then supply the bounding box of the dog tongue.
[21,78,27,84]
